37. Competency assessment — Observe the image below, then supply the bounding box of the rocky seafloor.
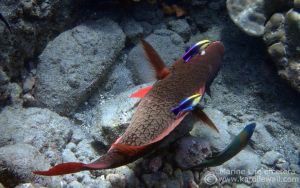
[0,0,300,188]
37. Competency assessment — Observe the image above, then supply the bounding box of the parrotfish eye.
[182,39,211,63]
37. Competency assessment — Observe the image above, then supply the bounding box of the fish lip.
[210,41,225,56]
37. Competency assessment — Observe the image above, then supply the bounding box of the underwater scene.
[0,0,300,187]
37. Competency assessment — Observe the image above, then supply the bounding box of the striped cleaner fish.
[33,39,225,176]
[190,123,256,169]
[0,13,11,33]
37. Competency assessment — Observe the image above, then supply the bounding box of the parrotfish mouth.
[182,39,211,63]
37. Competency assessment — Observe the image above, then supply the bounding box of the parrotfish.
[191,123,256,169]
[33,38,224,176]
[0,13,11,33]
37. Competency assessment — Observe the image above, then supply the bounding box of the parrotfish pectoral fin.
[190,123,256,169]
[0,13,11,33]
[171,94,202,117]
[193,107,219,133]
[130,85,153,98]
[140,39,170,80]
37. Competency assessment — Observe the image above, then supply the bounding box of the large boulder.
[0,0,83,79]
[0,106,78,164]
[35,18,125,115]
[226,0,292,37]
[0,144,61,187]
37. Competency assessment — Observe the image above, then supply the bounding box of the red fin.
[111,113,188,154]
[130,85,153,98]
[193,107,219,133]
[110,143,148,157]
[140,39,170,80]
[33,162,87,176]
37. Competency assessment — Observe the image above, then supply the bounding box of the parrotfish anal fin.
[140,39,170,80]
[130,85,153,98]
[193,107,219,133]
[33,162,87,176]
[110,143,149,157]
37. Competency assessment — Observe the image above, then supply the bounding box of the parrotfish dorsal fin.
[140,39,170,80]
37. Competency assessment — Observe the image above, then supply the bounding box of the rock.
[76,84,149,146]
[133,4,164,25]
[167,19,191,42]
[149,156,163,172]
[6,83,22,105]
[226,0,291,37]
[190,108,231,152]
[175,136,211,169]
[251,123,279,152]
[113,166,138,188]
[222,150,261,176]
[0,143,61,187]
[253,169,300,188]
[0,68,9,85]
[0,0,82,79]
[67,181,84,188]
[127,29,185,83]
[106,174,126,188]
[261,150,283,166]
[226,0,266,36]
[22,75,35,93]
[0,106,77,164]
[174,168,184,187]
[102,59,135,95]
[62,149,77,163]
[142,172,168,188]
[162,163,173,176]
[35,18,125,115]
[121,18,144,42]
[182,170,195,188]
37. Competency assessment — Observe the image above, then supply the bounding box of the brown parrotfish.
[33,39,225,176]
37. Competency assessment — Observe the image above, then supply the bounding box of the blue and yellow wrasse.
[182,40,211,63]
[191,123,256,169]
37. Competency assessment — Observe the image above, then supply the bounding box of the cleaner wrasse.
[33,39,225,176]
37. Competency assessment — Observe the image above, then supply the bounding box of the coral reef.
[0,0,299,187]
[227,0,300,93]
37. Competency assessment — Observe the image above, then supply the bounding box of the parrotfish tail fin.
[33,150,128,176]
[0,13,11,33]
[191,123,256,169]
[130,85,153,98]
[33,162,88,176]
[193,107,219,133]
[140,39,170,80]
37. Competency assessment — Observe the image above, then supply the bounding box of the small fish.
[0,13,11,33]
[190,123,256,169]
[171,94,202,117]
[182,40,211,63]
